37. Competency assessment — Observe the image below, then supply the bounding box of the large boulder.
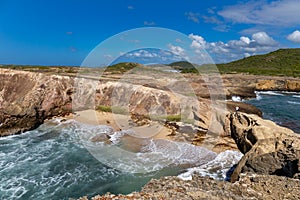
[228,112,300,182]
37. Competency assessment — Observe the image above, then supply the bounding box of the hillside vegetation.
[217,48,300,77]
[169,48,300,77]
[105,62,142,73]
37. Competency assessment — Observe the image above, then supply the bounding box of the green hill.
[169,48,300,77]
[168,61,196,70]
[169,62,220,74]
[217,48,300,77]
[105,62,142,73]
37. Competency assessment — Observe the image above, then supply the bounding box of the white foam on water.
[254,90,286,101]
[83,137,217,173]
[0,130,32,141]
[178,150,243,181]
[231,96,242,102]
[254,91,262,100]
[0,176,28,199]
[69,120,218,174]
[292,95,300,98]
[109,130,134,144]
[280,91,300,95]
[255,91,284,96]
[288,101,300,105]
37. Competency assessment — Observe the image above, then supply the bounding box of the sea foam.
[178,150,243,181]
[288,101,300,105]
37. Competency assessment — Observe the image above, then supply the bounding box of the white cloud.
[287,30,300,43]
[126,50,158,58]
[144,21,156,26]
[168,44,186,57]
[188,31,279,63]
[202,16,222,24]
[244,53,251,58]
[185,12,200,23]
[228,37,250,48]
[240,36,250,44]
[128,6,134,10]
[104,54,113,59]
[128,39,140,43]
[117,49,185,64]
[218,0,300,27]
[252,32,277,46]
[189,34,206,49]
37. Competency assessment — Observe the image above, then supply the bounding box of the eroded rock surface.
[0,69,73,136]
[83,173,300,200]
[228,112,300,182]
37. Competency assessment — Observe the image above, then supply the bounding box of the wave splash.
[178,150,243,180]
[74,120,218,173]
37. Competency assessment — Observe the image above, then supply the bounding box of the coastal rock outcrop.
[256,79,300,92]
[228,112,300,182]
[0,69,73,136]
[84,173,300,200]
[219,74,300,97]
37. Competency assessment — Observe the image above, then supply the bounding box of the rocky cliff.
[228,112,300,182]
[0,69,74,136]
[221,74,300,98]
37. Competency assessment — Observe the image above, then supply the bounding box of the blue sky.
[1,0,300,66]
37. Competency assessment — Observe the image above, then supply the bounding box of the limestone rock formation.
[0,69,73,136]
[219,74,300,97]
[256,79,300,92]
[84,173,300,200]
[228,112,300,182]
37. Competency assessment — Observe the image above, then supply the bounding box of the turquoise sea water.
[0,119,241,200]
[246,91,300,133]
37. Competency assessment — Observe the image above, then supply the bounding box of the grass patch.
[96,105,112,112]
[149,114,181,122]
[148,114,195,123]
[165,115,182,122]
[96,105,128,115]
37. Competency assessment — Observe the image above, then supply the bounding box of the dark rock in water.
[226,101,262,117]
[227,86,256,99]
[60,119,67,122]
[90,134,111,144]
[225,164,237,182]
[228,112,300,182]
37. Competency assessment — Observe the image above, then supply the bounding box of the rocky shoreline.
[1,68,300,199]
[79,174,300,200]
